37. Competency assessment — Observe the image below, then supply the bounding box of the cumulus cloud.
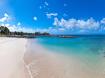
[53,17,59,26]
[46,13,58,18]
[101,18,105,24]
[0,22,35,33]
[53,17,100,30]
[0,13,35,33]
[0,13,10,22]
[35,27,60,34]
[4,13,9,17]
[33,16,37,21]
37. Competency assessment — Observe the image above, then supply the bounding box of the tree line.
[0,26,50,37]
[0,26,10,35]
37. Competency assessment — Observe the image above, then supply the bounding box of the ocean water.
[35,36,105,65]
[26,35,105,78]
[36,36,105,54]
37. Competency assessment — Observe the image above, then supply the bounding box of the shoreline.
[0,37,105,78]
[24,39,105,78]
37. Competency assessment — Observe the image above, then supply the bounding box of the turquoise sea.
[36,36,105,54]
[34,35,105,66]
[27,35,105,78]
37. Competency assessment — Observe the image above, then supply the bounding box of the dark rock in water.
[58,35,77,38]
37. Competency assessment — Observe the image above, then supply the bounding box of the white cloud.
[7,24,35,32]
[33,16,37,21]
[53,17,100,30]
[0,23,35,33]
[5,23,10,27]
[4,13,9,17]
[53,17,59,26]
[0,13,35,33]
[44,1,48,6]
[101,18,105,24]
[0,13,10,22]
[77,18,99,29]
[46,13,58,18]
[17,22,21,26]
[22,27,35,33]
[35,27,63,34]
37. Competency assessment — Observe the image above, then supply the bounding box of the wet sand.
[24,39,105,78]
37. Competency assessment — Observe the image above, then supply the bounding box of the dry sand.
[0,37,30,78]
[24,39,105,78]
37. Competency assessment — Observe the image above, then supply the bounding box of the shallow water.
[25,35,105,78]
[36,36,105,71]
[36,36,105,57]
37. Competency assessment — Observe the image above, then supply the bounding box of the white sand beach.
[0,37,30,78]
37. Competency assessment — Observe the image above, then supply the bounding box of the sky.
[0,0,105,34]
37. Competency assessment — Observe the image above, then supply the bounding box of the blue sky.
[0,0,105,34]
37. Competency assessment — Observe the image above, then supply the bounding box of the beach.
[24,38,105,78]
[0,37,30,78]
[0,37,105,78]
[0,0,105,77]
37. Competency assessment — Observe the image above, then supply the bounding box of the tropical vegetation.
[0,26,50,38]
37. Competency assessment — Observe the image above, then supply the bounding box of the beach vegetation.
[0,26,10,35]
[0,26,51,38]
